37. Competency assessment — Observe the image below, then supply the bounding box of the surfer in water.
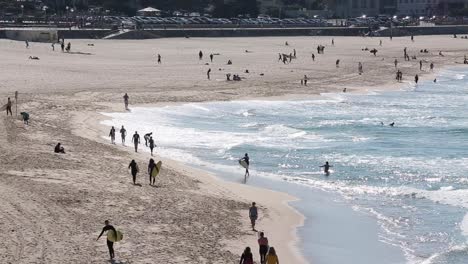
[132,131,140,152]
[97,220,117,260]
[128,160,139,185]
[320,161,332,175]
[123,93,129,110]
[240,153,250,180]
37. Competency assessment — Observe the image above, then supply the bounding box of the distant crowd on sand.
[3,34,468,262]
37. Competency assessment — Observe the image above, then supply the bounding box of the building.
[334,0,381,18]
[396,0,439,16]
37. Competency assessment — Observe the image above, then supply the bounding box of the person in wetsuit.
[240,153,250,180]
[96,220,117,259]
[120,126,127,145]
[54,143,65,154]
[148,158,158,186]
[149,136,155,156]
[132,131,140,152]
[109,126,116,144]
[320,161,332,175]
[144,132,152,147]
[128,159,139,185]
[6,97,12,116]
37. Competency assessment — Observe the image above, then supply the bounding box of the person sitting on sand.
[227,60,232,65]
[320,161,332,175]
[240,247,254,264]
[285,41,289,46]
[258,232,269,263]
[128,160,139,185]
[66,42,71,52]
[249,202,258,231]
[29,56,40,60]
[54,143,65,154]
[303,75,308,86]
[266,247,279,264]
[439,51,444,56]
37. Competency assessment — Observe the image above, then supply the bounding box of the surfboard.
[239,160,249,169]
[107,230,123,242]
[151,161,162,178]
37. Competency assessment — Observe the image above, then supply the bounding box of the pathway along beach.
[0,35,467,263]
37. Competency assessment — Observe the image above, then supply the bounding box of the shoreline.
[74,104,308,264]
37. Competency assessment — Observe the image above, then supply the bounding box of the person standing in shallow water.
[128,160,139,185]
[123,93,129,110]
[96,220,117,260]
[320,161,333,175]
[149,136,156,156]
[132,131,140,152]
[120,126,126,145]
[109,126,116,144]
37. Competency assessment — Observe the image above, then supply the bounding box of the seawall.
[1,25,468,40]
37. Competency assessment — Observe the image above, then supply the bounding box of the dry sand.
[0,35,467,263]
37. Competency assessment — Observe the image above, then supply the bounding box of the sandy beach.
[1,35,467,263]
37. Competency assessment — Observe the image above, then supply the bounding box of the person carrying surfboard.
[320,161,333,175]
[240,153,250,179]
[148,158,160,186]
[96,220,117,260]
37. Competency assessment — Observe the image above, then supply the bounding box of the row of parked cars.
[101,16,333,28]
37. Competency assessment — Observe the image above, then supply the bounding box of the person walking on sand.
[61,41,65,52]
[123,93,129,110]
[380,39,382,46]
[258,232,269,264]
[149,136,156,156]
[25,40,29,48]
[6,97,12,116]
[207,68,211,80]
[249,202,258,231]
[332,38,335,46]
[132,131,140,152]
[239,247,254,264]
[320,161,333,175]
[336,59,340,68]
[303,75,308,86]
[51,43,55,51]
[109,126,116,144]
[293,49,296,58]
[265,247,279,264]
[415,74,419,84]
[96,220,117,260]
[419,60,423,70]
[157,54,162,64]
[210,53,214,62]
[120,126,127,145]
[430,62,434,71]
[358,62,363,75]
[148,158,158,186]
[199,50,203,60]
[394,59,398,68]
[128,159,139,185]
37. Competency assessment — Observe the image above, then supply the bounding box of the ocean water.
[102,67,468,264]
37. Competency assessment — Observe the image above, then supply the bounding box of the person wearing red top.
[258,232,269,264]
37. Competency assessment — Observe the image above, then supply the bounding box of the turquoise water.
[103,68,468,263]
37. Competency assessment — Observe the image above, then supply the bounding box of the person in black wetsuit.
[148,158,158,186]
[54,143,65,154]
[132,131,140,152]
[149,136,156,156]
[144,132,152,147]
[320,161,332,175]
[128,160,139,185]
[240,153,250,180]
[96,220,117,260]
